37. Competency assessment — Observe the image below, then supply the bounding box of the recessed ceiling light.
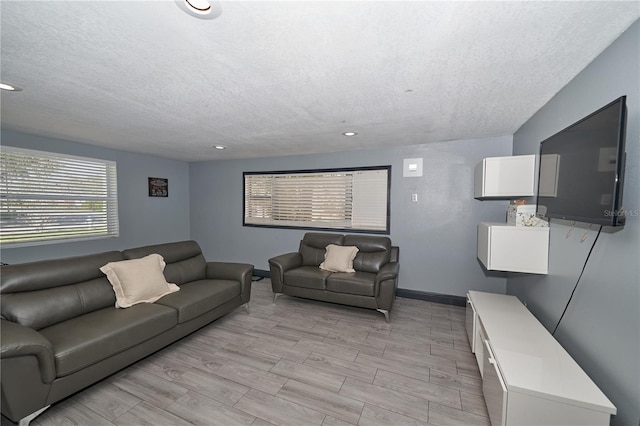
[342,132,358,136]
[0,83,23,92]
[214,145,227,150]
[175,0,222,20]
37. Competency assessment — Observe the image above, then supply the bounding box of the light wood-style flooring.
[30,280,490,426]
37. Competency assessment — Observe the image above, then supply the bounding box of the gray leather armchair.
[269,233,399,322]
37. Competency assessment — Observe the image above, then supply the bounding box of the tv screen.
[536,96,627,226]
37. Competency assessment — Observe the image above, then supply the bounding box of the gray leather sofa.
[268,233,399,322]
[0,240,252,425]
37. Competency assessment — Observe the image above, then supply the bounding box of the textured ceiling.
[1,1,638,162]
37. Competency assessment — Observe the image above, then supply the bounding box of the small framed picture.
[148,177,168,197]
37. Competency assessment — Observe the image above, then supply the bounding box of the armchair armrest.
[268,252,302,293]
[1,320,56,383]
[206,262,254,304]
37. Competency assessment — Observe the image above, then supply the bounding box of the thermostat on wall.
[403,158,423,177]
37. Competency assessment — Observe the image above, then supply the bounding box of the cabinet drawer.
[475,319,487,377]
[482,339,507,426]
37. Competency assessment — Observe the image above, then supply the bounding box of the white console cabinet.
[477,222,549,274]
[474,155,535,199]
[466,291,616,426]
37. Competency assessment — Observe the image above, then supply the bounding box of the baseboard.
[252,270,465,307]
[395,288,466,307]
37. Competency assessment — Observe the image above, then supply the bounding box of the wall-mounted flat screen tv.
[536,96,627,226]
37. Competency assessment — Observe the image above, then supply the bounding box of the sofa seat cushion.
[39,303,177,377]
[326,271,376,297]
[155,279,240,323]
[284,266,332,290]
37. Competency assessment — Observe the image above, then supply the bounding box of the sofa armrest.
[375,261,399,284]
[375,261,399,311]
[1,320,56,384]
[269,252,302,272]
[268,252,302,293]
[206,262,254,304]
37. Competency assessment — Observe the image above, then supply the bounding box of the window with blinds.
[0,147,119,247]
[244,166,390,233]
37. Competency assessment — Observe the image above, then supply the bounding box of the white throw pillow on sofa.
[319,244,359,273]
[100,254,179,308]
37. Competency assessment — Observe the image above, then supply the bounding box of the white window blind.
[351,169,389,230]
[1,147,119,247]
[244,167,389,233]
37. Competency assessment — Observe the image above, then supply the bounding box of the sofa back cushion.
[122,240,206,285]
[0,251,123,330]
[299,233,344,266]
[344,235,391,273]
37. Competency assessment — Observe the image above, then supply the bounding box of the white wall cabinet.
[474,155,535,199]
[474,155,547,274]
[477,222,549,274]
[466,291,616,426]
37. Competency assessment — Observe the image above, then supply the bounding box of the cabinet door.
[475,320,487,378]
[477,223,549,274]
[489,226,548,274]
[482,339,507,426]
[465,296,476,353]
[477,223,491,270]
[475,155,535,198]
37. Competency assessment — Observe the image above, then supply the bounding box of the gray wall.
[509,21,639,426]
[0,130,191,264]
[190,135,512,296]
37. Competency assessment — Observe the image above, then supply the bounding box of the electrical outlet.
[411,193,418,203]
